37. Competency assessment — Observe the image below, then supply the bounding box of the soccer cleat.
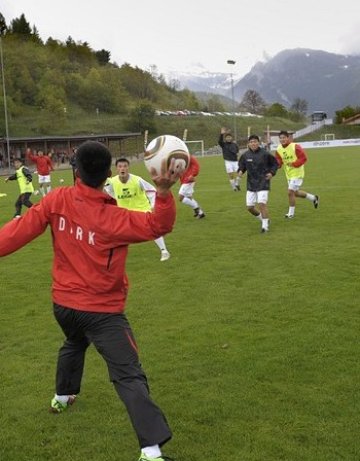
[197,212,205,219]
[284,214,294,219]
[261,227,269,233]
[138,455,174,461]
[160,250,171,262]
[49,394,76,414]
[234,184,241,191]
[313,195,319,209]
[193,208,200,218]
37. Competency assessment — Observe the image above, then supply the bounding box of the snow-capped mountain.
[175,48,360,115]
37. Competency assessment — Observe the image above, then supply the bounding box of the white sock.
[55,394,70,404]
[46,186,52,194]
[262,218,269,229]
[288,206,295,216]
[306,193,315,201]
[154,237,166,251]
[181,197,199,209]
[235,177,240,186]
[40,188,46,197]
[141,445,161,458]
[230,179,235,188]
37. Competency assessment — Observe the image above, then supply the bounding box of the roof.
[0,132,141,143]
[342,113,360,124]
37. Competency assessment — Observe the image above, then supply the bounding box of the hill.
[235,49,360,116]
[176,49,360,117]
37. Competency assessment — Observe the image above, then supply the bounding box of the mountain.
[176,49,360,116]
[173,71,231,94]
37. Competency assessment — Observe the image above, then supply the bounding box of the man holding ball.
[0,141,180,461]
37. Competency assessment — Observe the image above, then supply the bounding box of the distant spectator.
[69,148,77,184]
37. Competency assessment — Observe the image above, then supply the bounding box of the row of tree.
[0,13,202,132]
[1,12,354,136]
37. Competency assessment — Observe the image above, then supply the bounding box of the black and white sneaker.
[313,195,319,209]
[285,214,294,219]
[261,227,269,233]
[197,212,205,219]
[193,208,200,218]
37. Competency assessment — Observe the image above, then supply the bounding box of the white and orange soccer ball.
[144,135,190,176]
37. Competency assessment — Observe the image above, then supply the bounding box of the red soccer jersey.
[0,182,176,313]
[180,155,200,184]
[28,153,54,175]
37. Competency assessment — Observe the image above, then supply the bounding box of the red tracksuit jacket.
[0,181,176,313]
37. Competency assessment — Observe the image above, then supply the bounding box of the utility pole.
[0,30,10,172]
[227,59,237,141]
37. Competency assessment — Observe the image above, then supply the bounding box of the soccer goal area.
[321,133,335,141]
[185,140,205,156]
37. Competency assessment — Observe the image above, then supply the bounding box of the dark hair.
[115,157,130,166]
[14,158,23,164]
[76,141,112,188]
[279,130,289,137]
[248,134,260,142]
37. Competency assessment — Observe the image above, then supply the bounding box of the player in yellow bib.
[275,130,319,219]
[5,158,34,218]
[105,158,171,261]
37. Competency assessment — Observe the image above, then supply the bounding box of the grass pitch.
[0,147,359,461]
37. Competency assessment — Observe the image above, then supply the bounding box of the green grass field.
[0,147,359,461]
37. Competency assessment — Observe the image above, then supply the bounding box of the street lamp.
[0,32,10,172]
[227,59,237,141]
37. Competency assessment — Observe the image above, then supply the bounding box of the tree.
[291,98,308,116]
[0,13,7,35]
[95,49,111,66]
[125,102,156,133]
[264,103,288,118]
[206,94,225,112]
[9,14,31,35]
[240,89,266,114]
[119,64,159,102]
[335,105,360,124]
[168,78,181,92]
[36,68,66,113]
[65,37,96,66]
[31,25,43,45]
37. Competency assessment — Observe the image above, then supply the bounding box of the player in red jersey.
[178,154,205,219]
[27,149,54,196]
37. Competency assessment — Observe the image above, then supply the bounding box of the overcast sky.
[2,0,360,79]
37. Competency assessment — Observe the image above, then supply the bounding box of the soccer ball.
[59,178,64,184]
[144,135,190,176]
